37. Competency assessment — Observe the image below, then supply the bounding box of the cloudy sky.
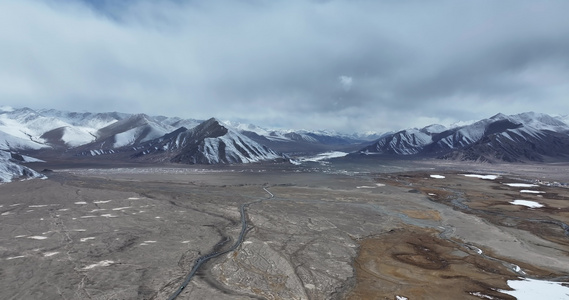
[1,0,569,133]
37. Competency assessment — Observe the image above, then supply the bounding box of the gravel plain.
[1,159,568,299]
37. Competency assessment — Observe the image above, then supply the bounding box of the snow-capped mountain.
[223,121,375,155]
[224,120,378,144]
[131,118,281,164]
[0,107,124,149]
[357,122,449,155]
[37,109,127,129]
[150,115,202,130]
[0,150,45,183]
[91,114,175,148]
[359,112,569,162]
[554,115,569,128]
[0,107,281,164]
[0,107,203,151]
[1,107,371,157]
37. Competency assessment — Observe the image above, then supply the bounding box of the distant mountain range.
[0,107,376,163]
[2,107,569,174]
[358,112,569,162]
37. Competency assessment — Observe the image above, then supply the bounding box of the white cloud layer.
[1,0,569,133]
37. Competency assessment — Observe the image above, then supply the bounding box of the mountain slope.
[0,150,45,183]
[131,118,281,164]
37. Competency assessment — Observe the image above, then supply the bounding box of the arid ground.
[1,159,568,299]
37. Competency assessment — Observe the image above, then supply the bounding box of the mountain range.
[358,112,569,162]
[2,106,569,182]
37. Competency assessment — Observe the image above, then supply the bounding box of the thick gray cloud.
[1,0,569,133]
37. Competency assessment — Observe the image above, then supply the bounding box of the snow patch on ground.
[510,200,544,208]
[112,207,131,211]
[28,236,48,240]
[500,278,569,300]
[430,174,445,179]
[466,244,483,254]
[7,255,27,260]
[298,151,349,162]
[520,190,545,194]
[83,260,114,270]
[512,265,522,272]
[80,237,96,242]
[43,252,59,257]
[463,174,499,180]
[504,183,539,187]
[468,291,494,299]
[93,200,112,204]
[74,201,88,205]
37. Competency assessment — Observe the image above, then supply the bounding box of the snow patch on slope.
[114,127,139,148]
[60,127,96,147]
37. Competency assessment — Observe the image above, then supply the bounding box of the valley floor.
[1,160,568,299]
